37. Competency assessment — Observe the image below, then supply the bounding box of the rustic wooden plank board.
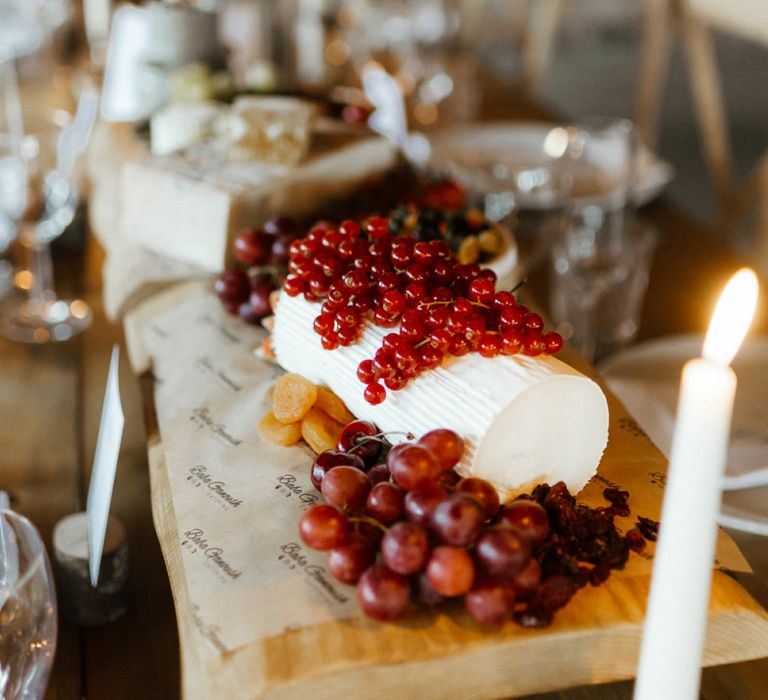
[144,408,768,699]
[128,303,768,700]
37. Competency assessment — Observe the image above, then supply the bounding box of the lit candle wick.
[702,268,759,366]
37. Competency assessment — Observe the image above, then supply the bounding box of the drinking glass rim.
[1,508,48,594]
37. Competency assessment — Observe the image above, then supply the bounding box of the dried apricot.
[314,386,355,424]
[273,373,318,423]
[301,408,343,454]
[258,411,302,446]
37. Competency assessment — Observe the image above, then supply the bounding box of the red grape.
[431,494,485,546]
[311,450,365,491]
[426,546,475,597]
[380,522,429,575]
[418,429,464,471]
[337,420,381,467]
[404,485,448,526]
[234,228,272,266]
[498,499,550,548]
[298,505,349,551]
[465,580,515,626]
[321,466,371,512]
[357,564,410,621]
[475,528,530,577]
[264,215,298,237]
[366,482,405,524]
[413,572,446,607]
[456,477,500,517]
[214,269,249,304]
[388,444,442,490]
[367,464,391,485]
[328,533,376,584]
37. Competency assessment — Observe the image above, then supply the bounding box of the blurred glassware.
[0,52,97,344]
[550,217,657,364]
[429,124,573,274]
[0,493,58,700]
[549,117,653,363]
[568,117,637,212]
[337,0,469,128]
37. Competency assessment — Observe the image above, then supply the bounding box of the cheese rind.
[119,132,397,272]
[272,292,609,496]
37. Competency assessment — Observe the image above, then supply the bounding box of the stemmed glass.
[0,493,58,700]
[0,51,97,343]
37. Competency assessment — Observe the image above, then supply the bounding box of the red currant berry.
[364,382,386,405]
[499,306,524,328]
[381,290,405,315]
[544,331,564,354]
[522,332,545,356]
[468,277,495,304]
[478,333,501,358]
[365,216,390,239]
[500,329,523,355]
[357,359,377,384]
[449,335,471,356]
[339,219,361,238]
[525,312,544,331]
[492,291,516,309]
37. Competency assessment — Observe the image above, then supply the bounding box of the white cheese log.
[273,293,609,497]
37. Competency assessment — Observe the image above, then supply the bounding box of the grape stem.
[348,431,415,454]
[349,515,388,533]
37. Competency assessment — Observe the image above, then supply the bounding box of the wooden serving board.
[129,286,768,700]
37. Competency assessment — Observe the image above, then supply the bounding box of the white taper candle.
[634,268,759,699]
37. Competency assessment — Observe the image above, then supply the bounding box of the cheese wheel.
[272,293,609,497]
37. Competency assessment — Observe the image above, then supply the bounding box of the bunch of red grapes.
[299,420,649,627]
[282,217,564,405]
[214,216,300,324]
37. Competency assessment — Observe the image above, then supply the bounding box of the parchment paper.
[142,292,750,656]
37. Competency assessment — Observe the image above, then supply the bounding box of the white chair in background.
[456,0,565,96]
[635,0,768,272]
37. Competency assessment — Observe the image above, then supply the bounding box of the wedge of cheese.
[119,131,397,272]
[272,292,609,497]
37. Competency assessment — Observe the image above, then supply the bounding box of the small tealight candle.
[634,268,759,699]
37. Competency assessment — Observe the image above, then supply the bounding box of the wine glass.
[0,51,97,343]
[0,494,58,700]
[0,51,27,299]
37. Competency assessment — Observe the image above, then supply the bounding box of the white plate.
[600,335,768,535]
[428,121,674,207]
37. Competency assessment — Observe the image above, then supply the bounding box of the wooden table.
[2,113,767,699]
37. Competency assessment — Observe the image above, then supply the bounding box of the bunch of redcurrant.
[282,217,564,404]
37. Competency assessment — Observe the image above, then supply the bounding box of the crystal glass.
[0,52,96,343]
[0,499,57,700]
[550,216,657,364]
[548,117,654,363]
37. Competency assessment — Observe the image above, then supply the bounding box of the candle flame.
[702,268,759,365]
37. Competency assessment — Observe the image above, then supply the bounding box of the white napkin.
[601,336,768,534]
